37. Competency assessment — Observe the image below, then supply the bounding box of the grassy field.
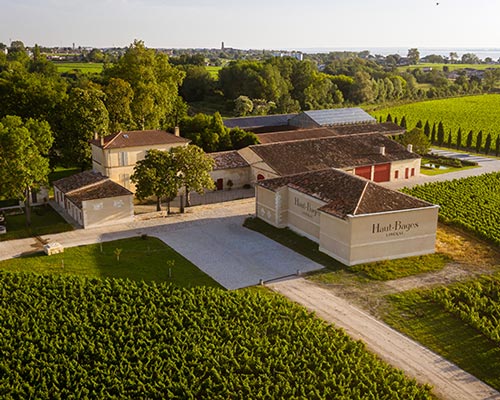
[371,94,500,150]
[383,288,500,391]
[0,236,220,287]
[398,63,500,72]
[0,206,73,241]
[206,65,222,79]
[55,62,104,74]
[244,217,449,281]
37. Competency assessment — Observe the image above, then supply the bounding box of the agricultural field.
[402,172,500,246]
[54,62,104,74]
[398,63,500,72]
[384,275,500,390]
[430,274,500,344]
[370,94,500,152]
[0,272,432,399]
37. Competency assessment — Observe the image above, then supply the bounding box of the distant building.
[272,51,303,61]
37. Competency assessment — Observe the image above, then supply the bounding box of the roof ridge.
[102,132,120,149]
[352,180,370,215]
[65,173,109,194]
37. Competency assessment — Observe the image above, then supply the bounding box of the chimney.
[379,146,386,156]
[407,144,413,152]
[100,135,105,147]
[174,126,180,137]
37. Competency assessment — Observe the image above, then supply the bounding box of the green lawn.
[0,236,220,288]
[420,158,479,176]
[55,62,104,74]
[244,217,449,281]
[48,166,80,184]
[0,206,73,241]
[383,290,500,391]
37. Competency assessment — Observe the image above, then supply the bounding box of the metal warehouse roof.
[223,114,297,130]
[303,108,376,126]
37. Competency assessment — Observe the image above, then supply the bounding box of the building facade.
[91,130,190,192]
[256,169,438,266]
[53,171,134,228]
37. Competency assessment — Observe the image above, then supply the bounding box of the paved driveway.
[0,199,323,290]
[151,215,323,290]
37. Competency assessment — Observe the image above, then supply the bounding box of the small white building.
[256,169,439,266]
[53,171,134,229]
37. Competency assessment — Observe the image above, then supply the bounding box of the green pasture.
[398,63,500,72]
[55,62,104,74]
[206,65,222,79]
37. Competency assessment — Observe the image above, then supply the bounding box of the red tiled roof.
[210,151,249,170]
[258,169,433,219]
[249,133,419,176]
[90,130,189,149]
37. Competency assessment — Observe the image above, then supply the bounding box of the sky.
[2,0,500,51]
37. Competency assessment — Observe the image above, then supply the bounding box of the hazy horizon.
[2,0,500,51]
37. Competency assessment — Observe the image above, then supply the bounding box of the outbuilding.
[256,169,438,266]
[53,171,134,229]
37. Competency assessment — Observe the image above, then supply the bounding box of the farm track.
[270,278,500,400]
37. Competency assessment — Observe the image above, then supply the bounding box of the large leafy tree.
[104,78,133,133]
[399,127,430,155]
[131,150,180,212]
[58,86,109,169]
[0,116,53,225]
[172,145,215,207]
[104,40,185,130]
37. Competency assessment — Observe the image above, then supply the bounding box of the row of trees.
[387,114,500,156]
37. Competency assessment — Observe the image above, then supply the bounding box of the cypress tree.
[423,121,430,137]
[386,113,392,122]
[379,116,383,123]
[447,129,453,147]
[437,121,445,146]
[495,135,500,157]
[456,128,462,149]
[415,120,423,129]
[431,123,436,144]
[475,130,483,153]
[466,130,473,149]
[400,116,407,129]
[394,116,399,125]
[484,133,492,155]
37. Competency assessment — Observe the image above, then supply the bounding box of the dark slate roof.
[53,170,107,193]
[249,134,420,176]
[210,150,249,170]
[331,122,404,136]
[256,123,405,144]
[258,128,338,144]
[302,108,376,126]
[223,114,297,130]
[90,130,189,149]
[66,180,132,208]
[258,169,433,220]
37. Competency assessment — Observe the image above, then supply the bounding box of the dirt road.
[269,278,500,400]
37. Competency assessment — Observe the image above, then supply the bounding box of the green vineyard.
[0,272,432,399]
[430,274,500,344]
[402,172,500,245]
[370,95,500,152]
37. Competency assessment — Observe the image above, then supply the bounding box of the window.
[411,168,415,177]
[118,152,128,166]
[120,174,130,188]
[394,170,399,179]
